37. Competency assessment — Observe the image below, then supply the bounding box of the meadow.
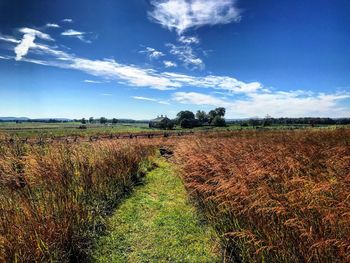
[0,126,349,262]
[175,128,350,262]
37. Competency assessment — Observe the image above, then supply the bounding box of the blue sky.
[0,0,349,119]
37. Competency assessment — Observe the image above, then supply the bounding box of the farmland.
[0,126,349,262]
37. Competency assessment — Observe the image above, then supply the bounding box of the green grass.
[92,158,220,263]
[0,122,155,138]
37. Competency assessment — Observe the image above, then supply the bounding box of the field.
[0,126,349,262]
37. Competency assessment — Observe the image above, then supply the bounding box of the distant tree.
[215,107,226,117]
[112,118,118,124]
[208,107,226,124]
[81,118,87,124]
[196,110,208,124]
[176,110,195,124]
[180,118,200,129]
[100,117,108,124]
[212,116,226,127]
[89,117,94,124]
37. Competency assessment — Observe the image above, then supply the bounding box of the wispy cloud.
[139,47,165,59]
[0,35,20,44]
[84,79,106,84]
[61,29,91,43]
[46,23,60,28]
[1,28,349,117]
[163,60,177,68]
[14,28,54,61]
[166,43,204,69]
[132,96,170,105]
[178,35,199,44]
[62,18,73,23]
[149,0,241,35]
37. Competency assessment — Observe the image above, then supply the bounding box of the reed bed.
[0,140,155,262]
[175,129,350,262]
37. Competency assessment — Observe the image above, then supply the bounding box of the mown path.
[92,158,220,263]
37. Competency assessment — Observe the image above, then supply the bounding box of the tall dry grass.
[0,140,155,262]
[175,129,350,262]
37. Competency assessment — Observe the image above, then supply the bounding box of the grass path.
[92,158,220,263]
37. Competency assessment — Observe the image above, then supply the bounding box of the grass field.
[1,127,349,262]
[0,121,345,140]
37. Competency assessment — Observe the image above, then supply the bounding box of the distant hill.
[0,117,71,122]
[0,117,30,121]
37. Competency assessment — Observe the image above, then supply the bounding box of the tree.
[180,118,200,129]
[89,117,94,124]
[196,110,208,124]
[212,116,226,127]
[100,117,108,124]
[81,118,86,124]
[176,110,195,124]
[215,107,226,117]
[112,118,118,124]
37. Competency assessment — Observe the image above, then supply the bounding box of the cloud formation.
[139,47,165,59]
[62,18,73,23]
[14,28,54,61]
[149,0,241,34]
[167,43,204,69]
[61,29,91,43]
[163,60,177,68]
[1,27,349,117]
[173,91,350,118]
[46,23,60,28]
[132,96,170,105]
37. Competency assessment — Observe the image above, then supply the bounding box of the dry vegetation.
[0,140,156,262]
[175,129,350,262]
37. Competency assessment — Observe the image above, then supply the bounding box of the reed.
[0,140,155,262]
[175,129,350,262]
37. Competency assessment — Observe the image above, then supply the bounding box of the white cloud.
[178,35,199,44]
[167,43,204,69]
[2,30,350,117]
[62,18,73,23]
[84,79,106,84]
[173,91,350,118]
[101,93,112,96]
[149,0,241,34]
[173,92,229,106]
[139,47,165,59]
[61,29,91,43]
[46,23,60,28]
[132,96,170,105]
[0,35,20,43]
[163,60,177,68]
[61,29,84,36]
[14,28,54,61]
[132,96,157,102]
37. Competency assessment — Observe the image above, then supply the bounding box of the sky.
[0,0,349,119]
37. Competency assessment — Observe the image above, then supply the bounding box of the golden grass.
[0,140,155,262]
[175,129,350,262]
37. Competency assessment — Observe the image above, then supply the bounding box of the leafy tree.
[196,110,208,123]
[180,118,200,129]
[212,116,226,127]
[176,110,195,124]
[89,117,94,124]
[81,118,86,124]
[100,117,108,124]
[215,107,226,117]
[112,118,118,124]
